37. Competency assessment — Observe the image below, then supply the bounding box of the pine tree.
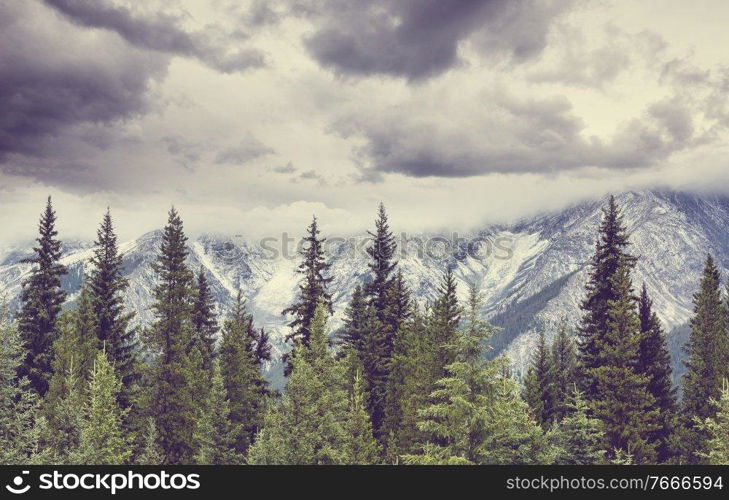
[252,326,272,366]
[219,291,267,456]
[248,303,348,464]
[17,197,67,396]
[88,209,138,408]
[365,203,397,325]
[697,380,729,465]
[682,254,728,463]
[590,260,659,463]
[429,267,461,379]
[577,195,636,397]
[523,330,553,427]
[191,267,218,373]
[385,270,411,341]
[145,208,197,464]
[552,391,606,465]
[342,369,381,464]
[0,312,43,465]
[195,361,240,465]
[282,216,333,374]
[548,321,578,423]
[73,350,131,465]
[637,284,678,462]
[336,285,369,354]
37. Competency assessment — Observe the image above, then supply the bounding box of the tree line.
[0,196,727,465]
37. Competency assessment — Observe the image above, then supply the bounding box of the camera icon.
[6,471,30,494]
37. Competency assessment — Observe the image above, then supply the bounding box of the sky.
[1,0,729,244]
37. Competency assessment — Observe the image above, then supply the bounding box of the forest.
[0,195,727,465]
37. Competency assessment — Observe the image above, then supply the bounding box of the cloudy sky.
[2,0,729,243]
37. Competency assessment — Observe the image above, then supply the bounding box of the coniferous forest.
[2,195,729,466]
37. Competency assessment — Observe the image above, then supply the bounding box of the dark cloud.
[214,133,274,165]
[297,169,327,185]
[301,0,573,80]
[271,161,296,174]
[0,1,166,165]
[337,91,708,179]
[44,0,265,73]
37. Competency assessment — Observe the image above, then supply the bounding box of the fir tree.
[548,321,578,423]
[577,195,636,397]
[0,312,42,465]
[195,361,240,465]
[523,330,553,428]
[88,209,138,408]
[681,254,728,462]
[282,216,332,374]
[365,203,397,325]
[430,267,461,377]
[191,267,218,374]
[73,350,131,465]
[342,369,381,464]
[697,379,729,465]
[17,197,67,396]
[252,326,272,366]
[145,208,197,464]
[336,285,369,354]
[219,291,267,456]
[248,303,348,465]
[590,260,659,463]
[552,391,606,465]
[385,270,411,341]
[637,283,678,462]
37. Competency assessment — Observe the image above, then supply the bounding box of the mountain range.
[2,190,728,385]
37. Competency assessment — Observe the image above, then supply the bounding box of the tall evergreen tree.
[17,197,67,396]
[430,267,461,378]
[697,380,729,465]
[681,254,728,463]
[88,209,138,408]
[0,312,42,465]
[145,208,197,464]
[385,270,411,340]
[548,321,578,423]
[551,391,606,465]
[219,291,267,456]
[248,303,348,464]
[365,203,397,324]
[194,361,240,465]
[336,285,369,355]
[637,284,677,462]
[136,418,163,465]
[590,260,659,463]
[282,216,332,375]
[190,267,218,374]
[342,369,381,464]
[577,195,636,396]
[73,350,131,465]
[523,330,553,427]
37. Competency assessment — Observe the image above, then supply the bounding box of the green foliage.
[697,380,729,465]
[17,197,67,396]
[136,418,163,465]
[551,391,605,465]
[195,361,240,465]
[219,291,267,455]
[341,369,381,464]
[191,267,218,375]
[73,350,131,465]
[522,330,553,427]
[548,321,578,422]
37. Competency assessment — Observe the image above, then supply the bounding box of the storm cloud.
[303,0,572,80]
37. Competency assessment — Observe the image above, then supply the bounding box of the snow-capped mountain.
[1,190,727,381]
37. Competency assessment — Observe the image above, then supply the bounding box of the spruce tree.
[681,254,728,462]
[523,330,553,428]
[191,267,218,373]
[590,260,659,463]
[365,203,397,325]
[252,326,272,366]
[577,195,636,397]
[17,197,67,396]
[637,283,677,462]
[136,418,163,465]
[548,321,578,423]
[195,361,240,465]
[219,291,266,456]
[247,303,348,464]
[385,270,411,340]
[430,267,461,378]
[73,350,131,465]
[336,285,369,354]
[88,209,138,408]
[697,380,729,465]
[551,391,606,465]
[282,216,332,374]
[145,208,197,464]
[0,312,42,465]
[342,369,381,464]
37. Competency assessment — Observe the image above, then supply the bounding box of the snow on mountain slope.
[1,190,727,376]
